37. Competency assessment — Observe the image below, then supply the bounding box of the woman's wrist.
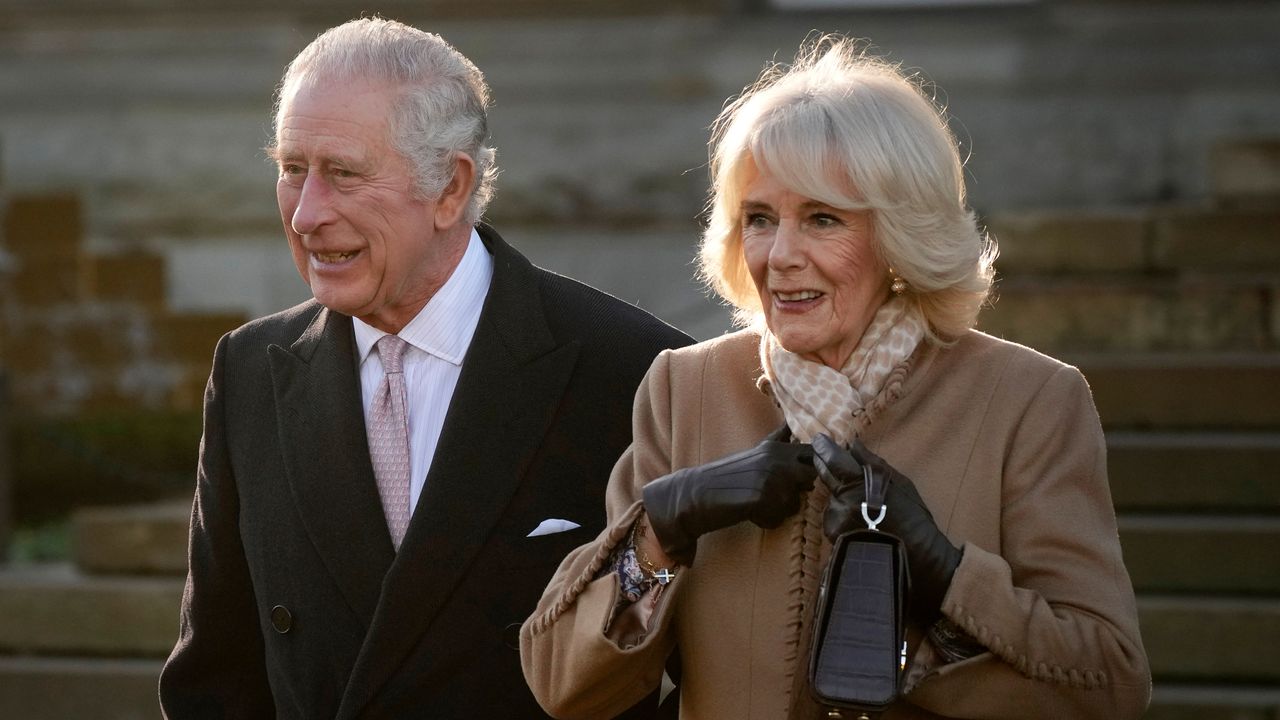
[634,510,678,584]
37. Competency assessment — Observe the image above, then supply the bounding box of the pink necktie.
[368,334,411,549]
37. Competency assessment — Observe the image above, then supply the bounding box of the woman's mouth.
[775,290,823,302]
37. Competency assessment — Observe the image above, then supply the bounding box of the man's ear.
[433,152,476,231]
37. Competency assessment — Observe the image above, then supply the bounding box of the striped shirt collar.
[351,227,494,367]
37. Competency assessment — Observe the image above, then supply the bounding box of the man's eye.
[333,168,358,179]
[281,164,305,176]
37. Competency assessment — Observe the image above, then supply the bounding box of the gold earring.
[890,274,908,295]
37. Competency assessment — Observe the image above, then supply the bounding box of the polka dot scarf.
[761,296,925,445]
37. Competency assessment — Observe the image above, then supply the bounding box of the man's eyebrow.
[267,146,296,163]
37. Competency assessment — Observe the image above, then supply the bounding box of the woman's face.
[741,165,891,369]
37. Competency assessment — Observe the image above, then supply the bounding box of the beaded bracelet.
[631,514,677,585]
[927,617,987,663]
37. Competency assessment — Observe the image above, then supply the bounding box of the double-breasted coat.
[159,225,692,718]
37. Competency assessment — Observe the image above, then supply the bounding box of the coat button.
[270,605,293,634]
[503,622,522,650]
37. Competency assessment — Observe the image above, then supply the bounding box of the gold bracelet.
[633,513,676,585]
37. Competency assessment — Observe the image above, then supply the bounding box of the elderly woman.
[521,37,1150,719]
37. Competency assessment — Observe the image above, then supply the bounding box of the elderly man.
[158,17,691,718]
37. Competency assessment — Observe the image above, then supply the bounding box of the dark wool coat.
[160,225,693,719]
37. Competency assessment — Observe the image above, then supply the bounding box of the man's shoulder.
[227,299,326,347]
[532,266,692,349]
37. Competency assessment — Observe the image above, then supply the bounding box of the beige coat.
[521,329,1151,719]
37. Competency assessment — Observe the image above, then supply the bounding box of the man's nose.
[290,174,333,235]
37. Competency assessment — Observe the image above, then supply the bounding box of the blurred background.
[0,0,1277,717]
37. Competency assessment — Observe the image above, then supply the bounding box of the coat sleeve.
[521,350,684,720]
[908,364,1151,719]
[158,334,275,718]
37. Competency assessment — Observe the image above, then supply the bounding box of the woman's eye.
[743,213,772,229]
[812,214,839,228]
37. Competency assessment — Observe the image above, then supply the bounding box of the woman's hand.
[812,434,962,626]
[642,425,814,566]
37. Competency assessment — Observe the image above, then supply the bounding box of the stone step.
[978,276,1279,353]
[0,563,181,657]
[73,502,189,576]
[1147,682,1280,720]
[1140,595,1280,683]
[1071,354,1280,430]
[1120,515,1280,594]
[0,656,162,720]
[1211,139,1280,208]
[1108,431,1280,513]
[987,205,1280,276]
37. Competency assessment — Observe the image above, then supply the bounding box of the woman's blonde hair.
[699,35,996,342]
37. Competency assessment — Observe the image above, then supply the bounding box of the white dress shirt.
[353,229,494,517]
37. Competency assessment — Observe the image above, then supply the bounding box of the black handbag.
[809,459,910,718]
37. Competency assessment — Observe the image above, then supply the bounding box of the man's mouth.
[313,250,359,263]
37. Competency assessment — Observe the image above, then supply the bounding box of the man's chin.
[311,289,372,318]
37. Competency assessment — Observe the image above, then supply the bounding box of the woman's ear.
[433,152,476,230]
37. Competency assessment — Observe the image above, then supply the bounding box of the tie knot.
[377,334,409,374]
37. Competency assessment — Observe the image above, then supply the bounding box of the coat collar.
[267,225,582,718]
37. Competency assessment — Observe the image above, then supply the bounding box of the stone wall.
[0,0,1277,516]
[1,1,1277,325]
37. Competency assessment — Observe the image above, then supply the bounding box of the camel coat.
[521,328,1151,720]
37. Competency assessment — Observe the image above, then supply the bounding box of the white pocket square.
[527,518,581,537]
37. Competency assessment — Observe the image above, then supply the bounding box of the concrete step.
[0,656,162,720]
[1108,431,1280,513]
[1147,682,1280,720]
[1072,354,1280,430]
[1140,595,1280,683]
[72,502,189,576]
[0,563,181,657]
[1120,515,1280,594]
[978,276,1279,353]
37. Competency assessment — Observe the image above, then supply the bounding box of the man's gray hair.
[272,17,498,225]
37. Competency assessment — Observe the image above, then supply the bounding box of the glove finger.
[844,437,886,469]
[812,452,841,495]
[793,445,814,466]
[793,468,817,492]
[811,434,861,492]
[764,423,792,444]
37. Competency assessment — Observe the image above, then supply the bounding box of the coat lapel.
[268,307,393,630]
[338,226,581,718]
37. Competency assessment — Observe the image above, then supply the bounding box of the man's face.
[273,76,464,333]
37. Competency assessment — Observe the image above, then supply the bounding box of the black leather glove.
[812,434,962,626]
[642,425,815,567]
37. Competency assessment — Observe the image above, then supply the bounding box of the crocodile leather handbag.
[809,462,909,717]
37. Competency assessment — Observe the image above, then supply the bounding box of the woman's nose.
[768,221,806,269]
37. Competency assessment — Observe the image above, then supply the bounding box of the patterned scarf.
[761,296,925,445]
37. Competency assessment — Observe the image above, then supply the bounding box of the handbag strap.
[860,462,887,531]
